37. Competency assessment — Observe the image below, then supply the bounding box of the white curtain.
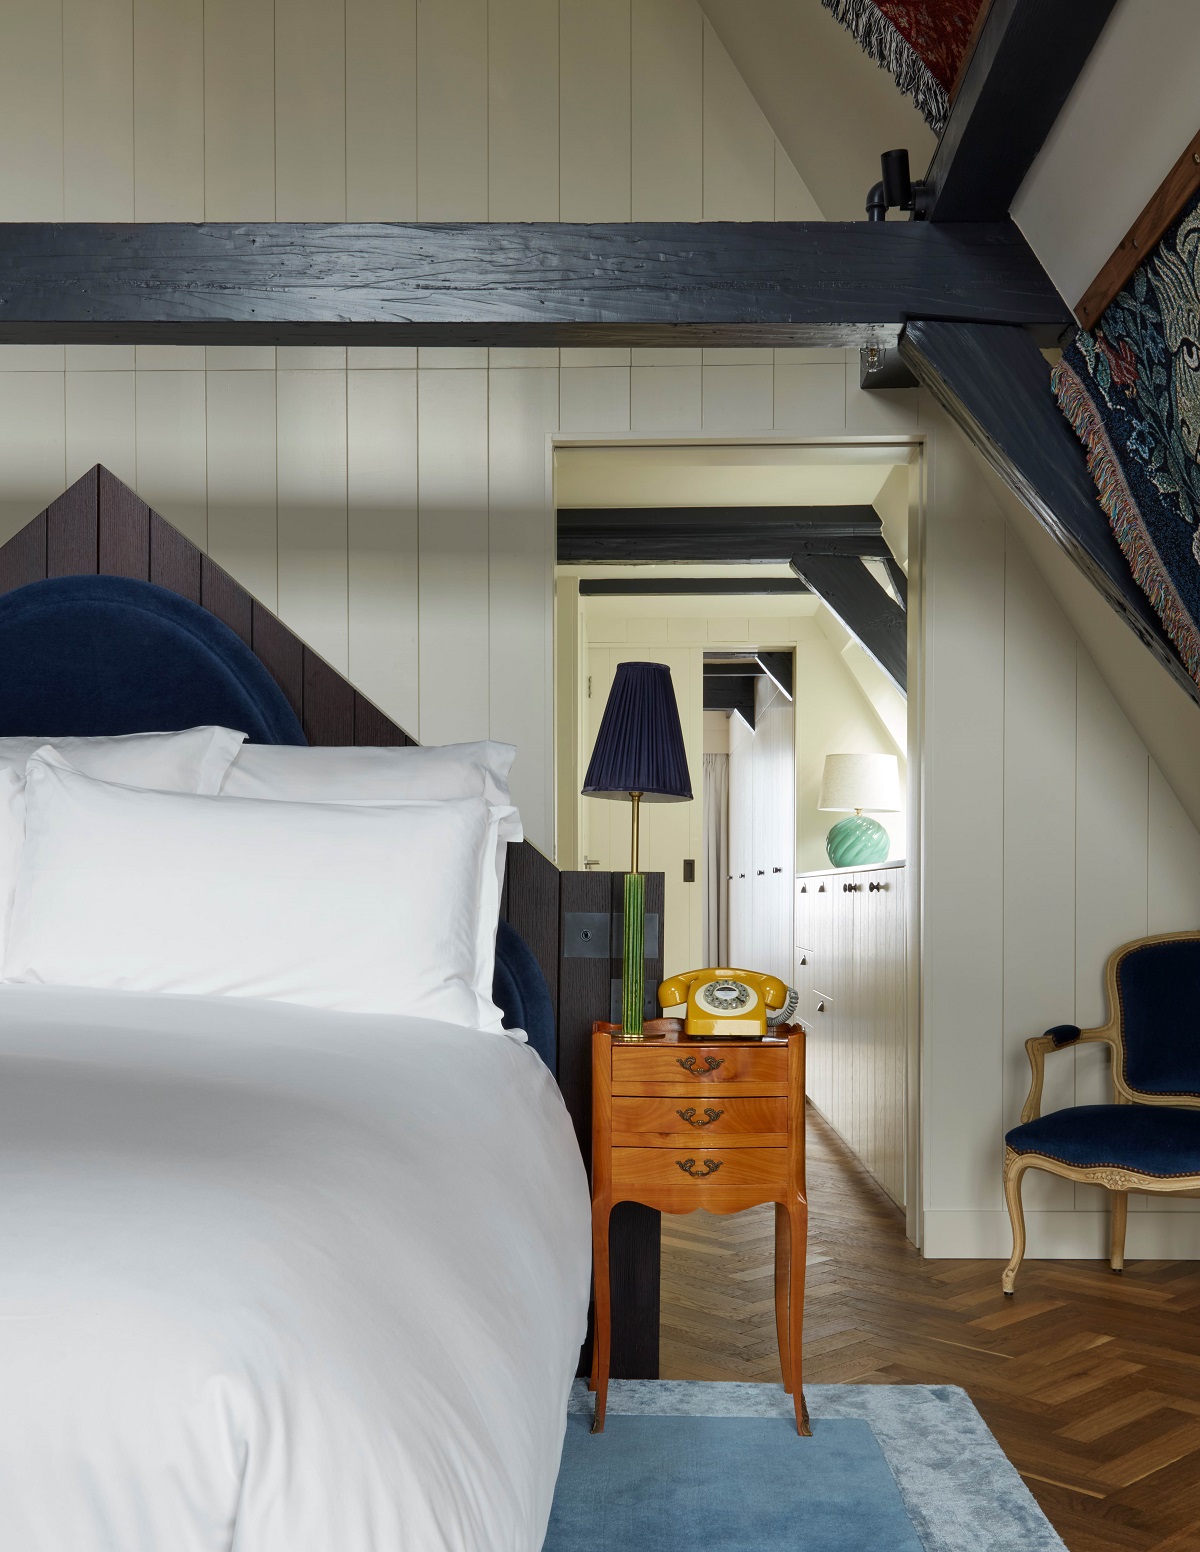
[703,753,729,968]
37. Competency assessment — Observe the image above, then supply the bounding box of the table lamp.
[818,752,900,868]
[582,661,693,1038]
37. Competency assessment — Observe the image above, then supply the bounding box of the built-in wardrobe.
[726,676,794,983]
[794,863,907,1207]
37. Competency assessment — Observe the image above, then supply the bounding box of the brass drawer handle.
[677,1055,724,1075]
[676,1158,723,1179]
[677,1106,724,1128]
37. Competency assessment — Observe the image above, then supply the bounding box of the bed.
[0,573,591,1551]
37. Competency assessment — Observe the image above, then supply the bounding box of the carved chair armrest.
[1019,1026,1117,1124]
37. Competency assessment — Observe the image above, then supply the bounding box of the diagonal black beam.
[899,320,1198,707]
[919,0,1119,223]
[0,221,1069,346]
[790,554,907,693]
[558,507,887,564]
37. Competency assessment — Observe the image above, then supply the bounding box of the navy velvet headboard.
[0,575,307,745]
[0,572,555,1071]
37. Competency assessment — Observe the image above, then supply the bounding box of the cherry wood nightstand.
[589,1018,810,1435]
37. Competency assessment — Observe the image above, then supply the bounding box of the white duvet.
[0,986,591,1552]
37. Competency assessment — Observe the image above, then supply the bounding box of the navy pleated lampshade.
[582,661,693,802]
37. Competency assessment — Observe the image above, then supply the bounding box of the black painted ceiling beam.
[703,675,757,729]
[559,507,887,564]
[789,554,907,693]
[899,320,1197,706]
[577,578,810,597]
[920,0,1119,223]
[0,220,1069,346]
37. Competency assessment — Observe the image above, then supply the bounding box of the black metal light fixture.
[865,149,926,222]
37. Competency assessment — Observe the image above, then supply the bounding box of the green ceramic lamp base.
[825,813,890,868]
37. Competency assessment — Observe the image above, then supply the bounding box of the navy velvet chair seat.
[1006,1104,1200,1178]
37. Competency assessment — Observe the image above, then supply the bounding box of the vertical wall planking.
[416,0,489,219]
[488,0,559,220]
[417,367,490,744]
[204,0,276,219]
[63,0,134,220]
[205,369,279,611]
[276,366,349,670]
[488,367,559,849]
[65,370,137,491]
[0,0,64,219]
[134,367,208,552]
[1001,532,1077,1213]
[347,367,420,739]
[0,372,65,548]
[346,0,417,219]
[701,17,774,220]
[559,0,631,221]
[275,0,347,220]
[631,0,702,219]
[133,0,204,220]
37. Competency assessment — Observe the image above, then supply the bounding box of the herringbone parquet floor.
[659,1106,1200,1552]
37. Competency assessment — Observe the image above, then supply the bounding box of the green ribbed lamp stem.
[622,870,645,1036]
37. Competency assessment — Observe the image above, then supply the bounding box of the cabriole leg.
[774,1203,791,1393]
[788,1198,811,1436]
[1001,1150,1030,1295]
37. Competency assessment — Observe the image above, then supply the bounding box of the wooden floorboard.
[658,1106,1200,1552]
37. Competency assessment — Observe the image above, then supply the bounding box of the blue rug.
[544,1381,1065,1552]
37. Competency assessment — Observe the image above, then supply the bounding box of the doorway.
[553,438,917,1228]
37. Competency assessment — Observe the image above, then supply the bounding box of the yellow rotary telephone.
[657,968,799,1038]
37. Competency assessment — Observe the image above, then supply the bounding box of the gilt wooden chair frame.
[1003,929,1200,1294]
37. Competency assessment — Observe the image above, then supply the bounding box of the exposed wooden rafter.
[559,507,888,565]
[0,220,1068,347]
[919,0,1119,223]
[788,554,907,693]
[899,320,1199,707]
[577,578,810,598]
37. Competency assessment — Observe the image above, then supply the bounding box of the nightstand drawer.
[611,1146,786,1192]
[611,1043,787,1094]
[611,1095,787,1146]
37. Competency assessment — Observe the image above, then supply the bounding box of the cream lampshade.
[817,753,900,867]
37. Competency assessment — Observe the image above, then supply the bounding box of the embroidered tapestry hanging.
[1054,189,1200,686]
[820,0,984,132]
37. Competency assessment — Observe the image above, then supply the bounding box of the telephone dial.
[657,968,800,1038]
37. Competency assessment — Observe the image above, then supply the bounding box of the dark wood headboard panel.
[0,463,664,1380]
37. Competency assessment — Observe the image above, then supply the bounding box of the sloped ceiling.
[697,0,936,221]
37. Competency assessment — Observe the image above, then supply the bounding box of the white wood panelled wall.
[918,400,1200,1258]
[0,0,826,850]
[796,864,907,1207]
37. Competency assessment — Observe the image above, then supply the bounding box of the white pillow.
[0,727,247,971]
[7,751,509,1030]
[0,726,246,795]
[220,739,517,810]
[219,739,522,1032]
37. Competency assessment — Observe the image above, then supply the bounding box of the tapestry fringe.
[1053,359,1200,686]
[820,0,948,132]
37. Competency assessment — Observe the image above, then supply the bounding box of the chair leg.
[1001,1151,1030,1295]
[1110,1190,1128,1273]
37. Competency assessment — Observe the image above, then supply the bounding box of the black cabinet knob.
[772,867,783,874]
[756,869,765,876]
[800,884,807,893]
[816,1001,825,1013]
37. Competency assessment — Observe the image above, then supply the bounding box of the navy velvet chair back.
[1117,938,1200,1096]
[493,919,556,1075]
[0,576,306,745]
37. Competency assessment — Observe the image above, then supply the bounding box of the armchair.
[1002,930,1200,1293]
